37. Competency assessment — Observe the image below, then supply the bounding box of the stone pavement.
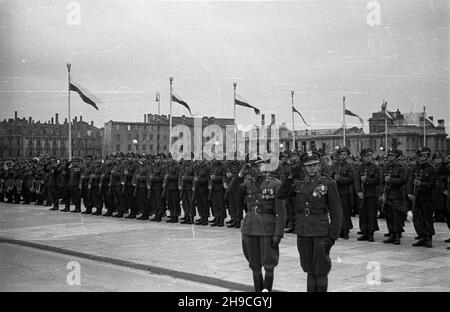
[0,203,449,292]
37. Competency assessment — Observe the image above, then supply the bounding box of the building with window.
[0,111,103,160]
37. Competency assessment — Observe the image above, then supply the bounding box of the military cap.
[387,148,402,157]
[432,152,443,159]
[360,148,373,157]
[301,151,321,165]
[416,147,431,155]
[336,146,350,155]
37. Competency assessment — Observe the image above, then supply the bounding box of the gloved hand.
[272,235,282,248]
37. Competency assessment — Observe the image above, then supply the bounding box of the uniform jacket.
[355,162,380,198]
[277,175,342,240]
[381,160,406,201]
[239,175,286,237]
[330,161,354,196]
[407,162,437,200]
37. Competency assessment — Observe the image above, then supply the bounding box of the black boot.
[216,218,224,227]
[137,215,149,220]
[252,270,264,292]
[180,216,193,224]
[103,210,113,217]
[367,232,375,242]
[315,274,328,292]
[412,237,426,247]
[227,220,236,228]
[383,234,395,244]
[210,218,219,226]
[306,274,316,292]
[263,269,274,292]
[393,233,401,245]
[424,236,432,248]
[94,208,103,215]
[194,217,204,225]
[357,234,369,241]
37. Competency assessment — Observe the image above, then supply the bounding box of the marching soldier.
[408,147,437,248]
[277,151,342,292]
[330,146,354,239]
[380,149,407,245]
[193,158,211,226]
[179,157,195,224]
[238,158,286,292]
[209,159,227,227]
[355,148,380,242]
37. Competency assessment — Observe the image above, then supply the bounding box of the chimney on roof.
[271,114,275,126]
[55,113,59,124]
[28,117,32,123]
[80,115,83,122]
[51,117,54,124]
[437,119,444,128]
[74,116,77,122]
[261,114,265,126]
[64,118,68,124]
[144,114,147,123]
[91,121,94,126]
[14,111,18,120]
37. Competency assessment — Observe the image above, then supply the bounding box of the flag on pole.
[235,94,260,115]
[344,109,364,125]
[69,80,100,110]
[381,100,394,120]
[423,106,435,127]
[292,106,310,126]
[171,92,193,115]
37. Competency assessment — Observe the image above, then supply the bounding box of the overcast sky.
[0,0,448,133]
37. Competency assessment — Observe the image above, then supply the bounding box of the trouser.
[150,189,165,218]
[89,186,103,211]
[120,186,135,214]
[166,189,181,217]
[339,194,353,231]
[81,188,93,211]
[136,187,150,216]
[181,190,194,217]
[13,188,21,203]
[103,188,115,212]
[111,186,122,212]
[0,191,4,202]
[211,189,226,220]
[242,235,279,271]
[359,197,379,234]
[285,197,295,228]
[5,189,14,203]
[196,192,209,219]
[297,236,333,292]
[413,195,435,238]
[22,185,31,203]
[66,186,81,210]
[384,199,405,234]
[48,184,59,207]
[227,186,243,222]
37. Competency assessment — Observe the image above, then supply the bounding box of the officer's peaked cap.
[360,148,374,157]
[301,151,321,165]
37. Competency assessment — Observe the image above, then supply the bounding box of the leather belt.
[300,207,327,216]
[250,206,274,215]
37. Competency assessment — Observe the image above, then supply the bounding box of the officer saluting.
[238,158,286,292]
[277,151,342,292]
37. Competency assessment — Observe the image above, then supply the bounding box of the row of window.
[115,144,168,152]
[115,134,168,141]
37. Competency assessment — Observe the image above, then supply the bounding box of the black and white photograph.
[0,0,449,295]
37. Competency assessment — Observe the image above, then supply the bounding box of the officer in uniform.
[238,158,286,292]
[210,159,227,227]
[277,151,342,292]
[193,158,211,226]
[408,147,437,248]
[119,156,137,218]
[355,148,380,242]
[284,151,304,233]
[330,146,354,239]
[58,159,70,212]
[432,152,447,222]
[109,158,123,217]
[89,160,104,215]
[48,158,60,210]
[80,158,94,214]
[101,158,115,216]
[380,149,407,245]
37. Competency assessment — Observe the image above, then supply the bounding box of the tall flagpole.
[233,82,237,154]
[384,99,388,155]
[291,91,295,151]
[156,91,160,154]
[423,106,426,146]
[343,96,346,147]
[66,63,72,161]
[169,77,173,153]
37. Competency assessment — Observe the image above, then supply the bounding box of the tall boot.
[306,274,316,292]
[263,269,274,292]
[383,234,395,244]
[315,274,328,292]
[393,233,401,245]
[252,270,264,292]
[216,217,224,227]
[367,232,375,242]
